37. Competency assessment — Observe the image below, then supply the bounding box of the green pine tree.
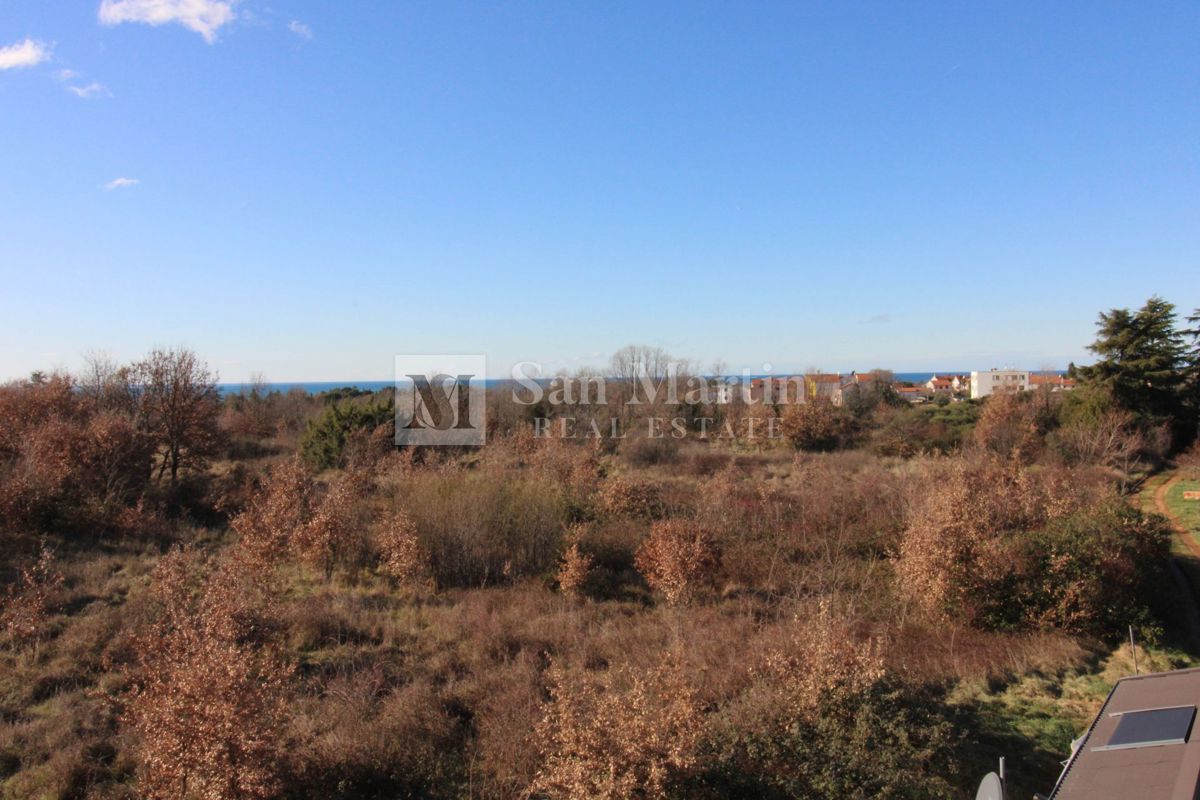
[1185,308,1200,430]
[1078,296,1187,427]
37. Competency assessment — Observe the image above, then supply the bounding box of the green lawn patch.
[1167,478,1200,543]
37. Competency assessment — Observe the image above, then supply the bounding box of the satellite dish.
[975,772,1005,800]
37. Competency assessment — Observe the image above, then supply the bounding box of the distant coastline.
[216,371,1066,396]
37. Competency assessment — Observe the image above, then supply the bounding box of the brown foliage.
[0,375,154,532]
[973,391,1039,460]
[530,653,703,800]
[758,602,886,720]
[230,458,316,568]
[296,469,370,580]
[779,398,852,452]
[895,456,1129,629]
[135,348,223,484]
[124,549,290,800]
[374,506,427,586]
[232,461,371,581]
[634,519,720,605]
[1,545,64,650]
[598,476,668,519]
[394,460,568,586]
[0,373,77,459]
[556,525,593,599]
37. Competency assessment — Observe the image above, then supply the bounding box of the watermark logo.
[394,355,486,446]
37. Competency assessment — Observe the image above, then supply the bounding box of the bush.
[530,654,703,800]
[556,525,593,599]
[230,458,317,567]
[634,520,720,605]
[621,435,681,467]
[870,407,958,456]
[1,546,64,652]
[973,392,1039,461]
[0,377,155,533]
[779,400,854,452]
[702,607,955,798]
[398,463,568,587]
[296,469,371,580]
[124,550,291,800]
[703,679,957,799]
[300,396,394,470]
[1016,499,1171,635]
[374,506,428,586]
[896,457,1168,636]
[597,476,668,519]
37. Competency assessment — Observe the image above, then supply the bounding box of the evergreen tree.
[1079,296,1187,427]
[1185,308,1200,432]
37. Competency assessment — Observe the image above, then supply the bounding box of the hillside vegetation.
[1,297,1198,800]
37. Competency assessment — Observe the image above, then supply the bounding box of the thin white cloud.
[0,38,51,70]
[68,81,111,98]
[98,0,236,43]
[55,68,81,81]
[288,20,312,40]
[104,177,140,190]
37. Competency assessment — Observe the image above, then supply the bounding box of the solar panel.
[1096,706,1196,751]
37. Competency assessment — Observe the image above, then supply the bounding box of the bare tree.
[135,348,222,484]
[80,350,138,414]
[608,345,679,383]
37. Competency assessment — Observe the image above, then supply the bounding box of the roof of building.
[1050,668,1200,800]
[1031,374,1077,387]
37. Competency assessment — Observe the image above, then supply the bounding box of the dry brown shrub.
[374,506,427,586]
[779,398,852,452]
[620,435,681,467]
[973,391,1039,460]
[124,550,291,800]
[343,423,396,470]
[758,601,886,720]
[230,457,316,567]
[289,670,460,797]
[686,449,731,476]
[511,423,540,459]
[598,476,667,519]
[396,461,567,586]
[526,433,575,477]
[0,374,77,458]
[556,525,593,599]
[0,389,154,532]
[526,436,604,500]
[896,456,1105,624]
[530,653,703,800]
[1,545,64,650]
[296,469,370,580]
[634,519,720,605]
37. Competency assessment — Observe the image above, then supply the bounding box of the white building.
[970,369,1030,399]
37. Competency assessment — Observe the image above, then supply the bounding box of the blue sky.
[1,1,1197,381]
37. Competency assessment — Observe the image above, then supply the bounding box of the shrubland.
[1,297,1199,799]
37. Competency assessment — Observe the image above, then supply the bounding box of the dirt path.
[1147,471,1200,650]
[1155,474,1200,557]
